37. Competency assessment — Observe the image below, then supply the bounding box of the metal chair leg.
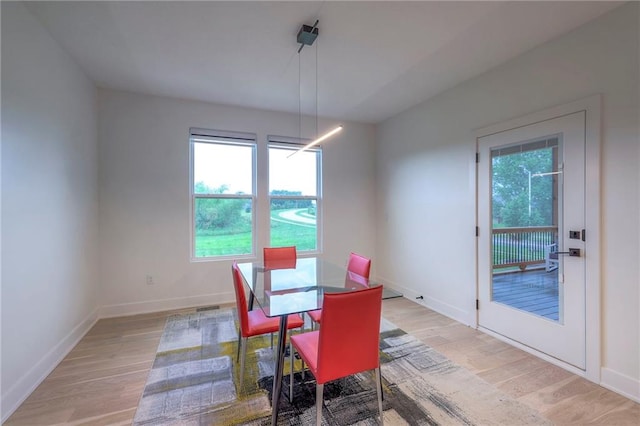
[289,341,294,402]
[239,337,247,393]
[298,325,305,380]
[379,365,384,401]
[375,367,384,425]
[316,383,324,426]
[236,329,241,362]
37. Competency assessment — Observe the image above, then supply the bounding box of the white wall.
[376,2,639,400]
[2,0,636,418]
[1,2,100,419]
[97,90,376,316]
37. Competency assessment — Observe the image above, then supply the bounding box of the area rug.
[132,308,551,425]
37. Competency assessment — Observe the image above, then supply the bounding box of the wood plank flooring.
[6,299,639,425]
[492,268,560,320]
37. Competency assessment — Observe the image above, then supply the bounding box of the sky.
[193,141,317,195]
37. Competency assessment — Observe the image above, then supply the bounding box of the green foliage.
[194,181,251,236]
[492,149,554,227]
[195,198,250,234]
[195,181,229,195]
[193,182,318,257]
[194,205,317,257]
[270,190,313,209]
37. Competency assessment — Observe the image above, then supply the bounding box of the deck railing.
[492,226,557,270]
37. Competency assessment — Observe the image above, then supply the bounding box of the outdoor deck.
[492,267,559,321]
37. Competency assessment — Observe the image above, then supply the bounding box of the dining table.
[236,256,374,426]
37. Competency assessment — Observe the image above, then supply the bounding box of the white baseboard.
[1,307,100,423]
[99,292,235,318]
[376,275,471,326]
[600,367,640,403]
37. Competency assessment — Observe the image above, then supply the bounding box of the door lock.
[569,230,587,242]
[557,248,581,257]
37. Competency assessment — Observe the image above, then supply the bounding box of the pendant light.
[288,20,342,158]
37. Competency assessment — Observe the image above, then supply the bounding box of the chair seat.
[307,309,322,324]
[245,310,304,337]
[290,330,320,378]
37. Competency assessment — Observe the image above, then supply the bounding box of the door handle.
[556,248,581,257]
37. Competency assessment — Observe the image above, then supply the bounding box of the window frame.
[267,137,323,255]
[189,128,257,261]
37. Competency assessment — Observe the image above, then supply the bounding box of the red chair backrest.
[264,246,297,269]
[231,261,250,337]
[315,286,383,384]
[347,252,371,278]
[345,271,370,289]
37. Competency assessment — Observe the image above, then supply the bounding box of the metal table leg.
[271,315,288,426]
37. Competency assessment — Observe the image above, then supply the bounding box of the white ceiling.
[27,1,622,123]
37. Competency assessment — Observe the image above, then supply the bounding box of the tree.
[269,190,312,209]
[492,148,554,228]
[194,182,249,235]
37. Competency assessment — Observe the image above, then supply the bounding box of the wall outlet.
[146,275,154,285]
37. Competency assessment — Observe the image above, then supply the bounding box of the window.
[190,128,256,259]
[268,139,321,252]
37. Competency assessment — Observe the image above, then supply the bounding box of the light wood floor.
[6,298,639,425]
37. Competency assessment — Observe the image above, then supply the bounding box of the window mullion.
[269,195,317,200]
[194,194,252,199]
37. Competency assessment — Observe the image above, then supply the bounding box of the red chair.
[263,246,298,347]
[290,286,384,425]
[308,252,371,326]
[263,246,297,269]
[346,251,372,278]
[231,262,304,392]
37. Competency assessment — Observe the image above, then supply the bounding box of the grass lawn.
[269,220,316,250]
[195,209,316,257]
[195,232,253,257]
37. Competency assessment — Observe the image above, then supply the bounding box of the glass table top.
[237,257,372,317]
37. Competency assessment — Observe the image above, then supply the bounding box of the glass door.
[490,137,561,321]
[478,112,586,369]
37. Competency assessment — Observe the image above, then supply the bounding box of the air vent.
[196,305,220,312]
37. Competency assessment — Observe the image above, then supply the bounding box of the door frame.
[474,95,601,383]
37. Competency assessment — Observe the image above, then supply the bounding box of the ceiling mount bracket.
[297,20,319,53]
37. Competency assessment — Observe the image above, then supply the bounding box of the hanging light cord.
[315,29,318,139]
[298,51,301,142]
[289,14,342,159]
